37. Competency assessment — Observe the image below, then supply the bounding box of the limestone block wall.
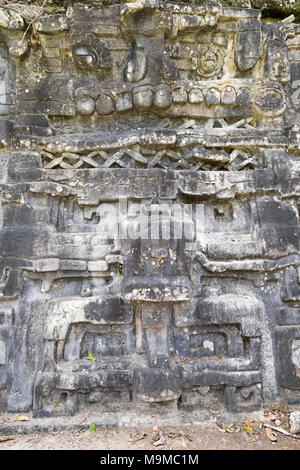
[0,1,299,419]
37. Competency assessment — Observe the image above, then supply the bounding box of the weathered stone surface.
[0,1,300,424]
[290,411,300,434]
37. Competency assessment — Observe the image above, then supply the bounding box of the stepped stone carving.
[0,1,300,422]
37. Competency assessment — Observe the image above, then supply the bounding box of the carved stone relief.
[0,1,299,422]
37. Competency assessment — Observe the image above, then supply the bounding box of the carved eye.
[71,34,111,72]
[73,45,98,70]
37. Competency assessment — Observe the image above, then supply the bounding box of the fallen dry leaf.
[266,427,277,442]
[168,431,184,439]
[244,418,255,427]
[268,412,277,421]
[130,431,146,443]
[152,425,158,432]
[232,425,241,434]
[243,424,254,434]
[17,415,30,422]
[168,431,192,441]
[153,431,166,447]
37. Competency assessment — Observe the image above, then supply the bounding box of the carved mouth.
[71,80,254,118]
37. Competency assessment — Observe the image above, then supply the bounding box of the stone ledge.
[0,1,299,19]
[0,408,270,435]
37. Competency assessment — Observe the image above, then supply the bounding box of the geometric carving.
[41,147,264,171]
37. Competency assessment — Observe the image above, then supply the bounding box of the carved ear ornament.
[252,80,286,118]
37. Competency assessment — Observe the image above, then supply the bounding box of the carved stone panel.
[0,1,300,422]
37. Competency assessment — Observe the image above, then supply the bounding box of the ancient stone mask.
[0,1,299,424]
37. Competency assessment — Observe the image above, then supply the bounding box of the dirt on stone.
[0,423,300,450]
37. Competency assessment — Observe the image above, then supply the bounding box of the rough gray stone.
[0,1,299,427]
[290,411,300,434]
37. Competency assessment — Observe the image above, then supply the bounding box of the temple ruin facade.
[0,0,300,424]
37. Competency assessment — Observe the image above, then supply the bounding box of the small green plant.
[225,427,233,433]
[118,264,123,278]
[89,422,96,434]
[0,437,14,442]
[88,351,96,361]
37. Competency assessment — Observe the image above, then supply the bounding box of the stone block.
[290,411,300,435]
